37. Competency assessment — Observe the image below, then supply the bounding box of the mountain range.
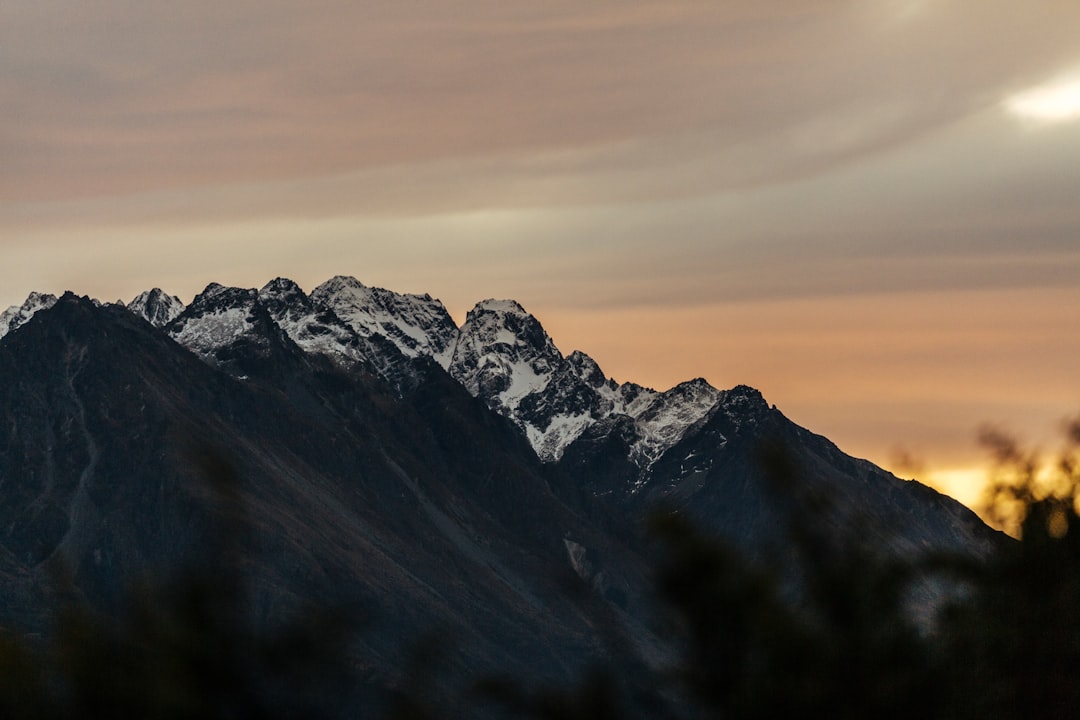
[0,277,999,711]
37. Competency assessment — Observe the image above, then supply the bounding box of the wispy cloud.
[4,1,1079,204]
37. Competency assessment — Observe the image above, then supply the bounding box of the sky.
[2,1,1079,513]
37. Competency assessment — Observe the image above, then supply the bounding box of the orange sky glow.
[2,1,1079,521]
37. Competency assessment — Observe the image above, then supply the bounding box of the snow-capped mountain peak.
[0,292,59,341]
[472,298,528,316]
[197,282,233,302]
[447,299,719,466]
[257,277,345,355]
[256,277,398,375]
[449,299,564,409]
[128,288,185,328]
[258,277,307,306]
[311,276,459,368]
[166,284,265,365]
[567,350,615,391]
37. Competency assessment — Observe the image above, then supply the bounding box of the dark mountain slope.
[631,385,997,560]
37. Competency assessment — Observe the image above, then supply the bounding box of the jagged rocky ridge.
[25,276,728,470]
[126,288,185,328]
[0,291,58,338]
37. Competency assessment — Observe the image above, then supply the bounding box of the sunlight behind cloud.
[1005,72,1080,124]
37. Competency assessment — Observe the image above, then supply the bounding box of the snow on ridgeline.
[128,288,185,328]
[565,350,722,466]
[3,288,181,340]
[0,292,59,341]
[311,275,459,369]
[255,277,419,382]
[166,284,268,363]
[257,277,372,367]
[447,297,722,464]
[1,277,724,471]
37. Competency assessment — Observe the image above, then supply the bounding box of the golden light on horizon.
[922,467,988,514]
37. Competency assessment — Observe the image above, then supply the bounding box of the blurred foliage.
[943,414,1080,720]
[977,417,1080,539]
[2,421,1080,718]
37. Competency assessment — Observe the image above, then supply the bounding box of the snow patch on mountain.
[171,307,256,360]
[257,278,370,368]
[624,379,722,466]
[527,412,596,462]
[167,284,266,362]
[0,292,59,341]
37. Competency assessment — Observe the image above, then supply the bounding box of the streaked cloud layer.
[3,1,1079,508]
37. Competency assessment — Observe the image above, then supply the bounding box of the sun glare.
[924,467,988,514]
[1004,73,1080,124]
